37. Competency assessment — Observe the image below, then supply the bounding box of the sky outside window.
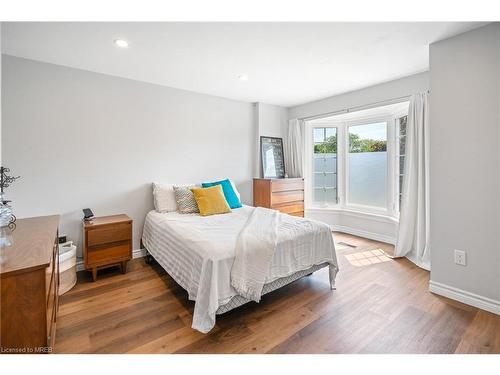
[349,122,387,142]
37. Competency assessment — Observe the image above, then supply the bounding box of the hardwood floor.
[55,232,500,354]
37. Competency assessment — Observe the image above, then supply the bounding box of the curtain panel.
[285,119,304,178]
[394,92,431,270]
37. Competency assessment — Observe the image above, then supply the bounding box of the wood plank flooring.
[55,232,500,353]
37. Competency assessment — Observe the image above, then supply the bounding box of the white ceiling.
[1,22,486,107]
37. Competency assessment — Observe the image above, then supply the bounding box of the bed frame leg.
[144,249,153,264]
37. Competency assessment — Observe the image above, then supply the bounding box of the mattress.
[142,205,338,333]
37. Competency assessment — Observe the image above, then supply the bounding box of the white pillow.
[153,182,201,213]
[152,183,177,213]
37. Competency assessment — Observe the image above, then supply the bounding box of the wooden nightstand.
[83,214,132,281]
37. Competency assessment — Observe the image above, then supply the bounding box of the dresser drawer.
[45,242,56,302]
[47,287,58,349]
[271,190,304,205]
[49,261,59,348]
[87,243,131,266]
[87,223,131,247]
[46,276,56,339]
[46,266,55,307]
[271,179,304,192]
[272,203,304,214]
[46,242,58,325]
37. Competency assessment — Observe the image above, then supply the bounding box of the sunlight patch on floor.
[344,249,392,267]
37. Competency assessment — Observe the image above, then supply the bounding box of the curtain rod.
[298,91,428,122]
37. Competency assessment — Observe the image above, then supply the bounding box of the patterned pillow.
[173,185,200,214]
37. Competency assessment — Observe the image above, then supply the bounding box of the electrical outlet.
[454,249,467,266]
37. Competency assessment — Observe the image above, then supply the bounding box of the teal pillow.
[202,179,242,209]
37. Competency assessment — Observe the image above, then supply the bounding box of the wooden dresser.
[83,214,132,282]
[253,178,304,217]
[0,215,60,353]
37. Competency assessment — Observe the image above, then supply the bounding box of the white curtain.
[285,119,304,178]
[394,92,431,270]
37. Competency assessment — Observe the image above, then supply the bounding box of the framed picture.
[260,136,286,179]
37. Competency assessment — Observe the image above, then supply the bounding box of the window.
[306,101,409,218]
[397,115,408,208]
[347,122,388,209]
[313,127,338,205]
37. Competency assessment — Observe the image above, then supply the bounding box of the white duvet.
[142,205,338,333]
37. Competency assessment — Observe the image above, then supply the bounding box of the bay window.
[305,102,409,218]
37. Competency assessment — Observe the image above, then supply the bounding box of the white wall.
[429,23,500,305]
[289,72,429,120]
[288,72,429,244]
[2,55,255,255]
[257,102,288,138]
[253,102,288,178]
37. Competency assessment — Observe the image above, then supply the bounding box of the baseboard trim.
[429,280,500,315]
[332,224,396,245]
[75,248,146,272]
[133,248,147,258]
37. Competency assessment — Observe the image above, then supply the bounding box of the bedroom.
[0,0,499,372]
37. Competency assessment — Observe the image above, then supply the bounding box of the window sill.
[306,206,399,224]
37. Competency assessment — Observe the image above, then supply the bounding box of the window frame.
[305,120,342,210]
[394,112,409,216]
[312,126,339,207]
[344,115,392,215]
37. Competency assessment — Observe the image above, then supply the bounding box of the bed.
[142,205,338,333]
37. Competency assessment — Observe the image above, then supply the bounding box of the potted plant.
[0,166,20,227]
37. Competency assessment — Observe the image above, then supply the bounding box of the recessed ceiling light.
[114,39,129,48]
[238,74,248,81]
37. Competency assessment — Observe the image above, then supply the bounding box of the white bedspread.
[142,205,338,333]
[231,207,280,302]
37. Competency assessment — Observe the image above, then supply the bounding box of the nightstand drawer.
[87,223,131,247]
[87,243,131,265]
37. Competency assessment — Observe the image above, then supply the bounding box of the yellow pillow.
[191,185,231,216]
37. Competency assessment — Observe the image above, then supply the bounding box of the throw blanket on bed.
[230,207,280,302]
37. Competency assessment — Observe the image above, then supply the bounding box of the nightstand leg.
[121,261,128,274]
[91,267,97,282]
